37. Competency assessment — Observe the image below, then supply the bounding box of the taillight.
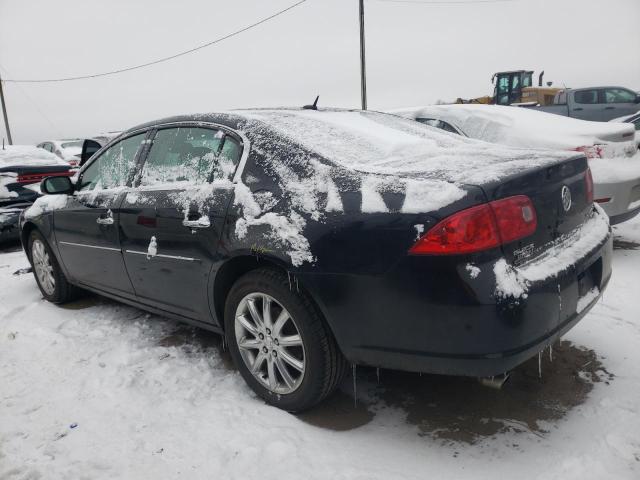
[16,171,71,184]
[574,145,604,159]
[490,195,537,244]
[409,195,537,255]
[585,167,594,204]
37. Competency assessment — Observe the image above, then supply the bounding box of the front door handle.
[96,209,114,225]
[182,216,210,229]
[604,106,615,110]
[573,107,583,111]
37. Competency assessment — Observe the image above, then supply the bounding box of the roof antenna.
[303,95,319,110]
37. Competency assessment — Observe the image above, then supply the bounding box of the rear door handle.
[604,106,615,110]
[182,215,210,229]
[573,107,583,111]
[96,209,114,225]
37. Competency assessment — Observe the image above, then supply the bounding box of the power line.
[0,63,62,137]
[375,0,516,5]
[2,0,307,84]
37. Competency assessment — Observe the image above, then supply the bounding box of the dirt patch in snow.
[373,341,612,444]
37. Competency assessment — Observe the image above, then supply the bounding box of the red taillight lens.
[585,167,594,204]
[16,171,71,184]
[490,195,537,244]
[409,195,537,255]
[574,145,604,159]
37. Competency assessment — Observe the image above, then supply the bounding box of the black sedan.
[20,109,612,411]
[1,146,72,242]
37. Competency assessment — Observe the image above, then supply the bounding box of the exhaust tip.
[478,373,510,390]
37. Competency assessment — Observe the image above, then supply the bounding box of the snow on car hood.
[391,104,636,154]
[238,109,575,186]
[0,145,69,168]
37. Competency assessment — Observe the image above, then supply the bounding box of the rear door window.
[78,133,146,191]
[574,90,600,104]
[604,88,636,104]
[139,127,241,186]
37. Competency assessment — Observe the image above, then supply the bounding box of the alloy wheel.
[32,239,55,296]
[234,292,306,394]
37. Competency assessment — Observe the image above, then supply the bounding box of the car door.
[571,89,603,120]
[54,131,149,298]
[118,124,244,323]
[603,88,640,120]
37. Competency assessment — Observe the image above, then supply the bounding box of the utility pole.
[0,73,12,145]
[359,0,367,110]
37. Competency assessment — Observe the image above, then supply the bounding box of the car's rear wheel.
[28,230,77,304]
[225,268,346,412]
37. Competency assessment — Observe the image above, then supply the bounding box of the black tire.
[224,268,347,412]
[28,230,78,304]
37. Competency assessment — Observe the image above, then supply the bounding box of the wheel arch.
[211,255,339,345]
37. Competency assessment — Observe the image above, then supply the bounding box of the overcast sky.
[1,0,638,144]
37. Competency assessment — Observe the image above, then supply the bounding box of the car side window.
[78,133,145,191]
[416,118,439,128]
[439,121,459,135]
[574,90,599,104]
[605,88,636,104]
[139,127,241,186]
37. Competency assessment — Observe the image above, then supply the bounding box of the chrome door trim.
[124,250,200,262]
[59,241,121,252]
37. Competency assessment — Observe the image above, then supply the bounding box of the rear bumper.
[593,172,640,224]
[0,205,28,242]
[301,208,612,377]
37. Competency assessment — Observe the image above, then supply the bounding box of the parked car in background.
[1,146,72,242]
[20,109,611,411]
[393,104,640,224]
[529,86,640,122]
[37,139,84,166]
[78,132,121,167]
[610,111,640,149]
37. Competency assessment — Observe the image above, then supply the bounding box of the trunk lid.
[478,155,591,265]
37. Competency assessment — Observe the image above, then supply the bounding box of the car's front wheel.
[28,230,77,304]
[225,268,346,412]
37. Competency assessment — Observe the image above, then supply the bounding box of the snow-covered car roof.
[0,145,69,168]
[130,109,576,186]
[391,104,636,151]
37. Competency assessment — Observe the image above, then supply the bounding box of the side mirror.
[41,176,74,195]
[634,95,640,104]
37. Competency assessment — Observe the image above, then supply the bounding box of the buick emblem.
[561,185,572,212]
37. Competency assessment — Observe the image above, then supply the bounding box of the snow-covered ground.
[1,218,640,479]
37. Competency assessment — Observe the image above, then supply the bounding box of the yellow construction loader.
[456,70,560,106]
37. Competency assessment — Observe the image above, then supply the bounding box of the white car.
[37,139,83,167]
[610,111,640,150]
[392,104,640,224]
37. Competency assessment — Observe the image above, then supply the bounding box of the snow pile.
[147,236,158,258]
[24,194,69,219]
[494,206,610,299]
[0,145,68,167]
[494,258,529,300]
[392,104,637,156]
[465,263,480,279]
[589,151,640,184]
[0,172,18,199]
